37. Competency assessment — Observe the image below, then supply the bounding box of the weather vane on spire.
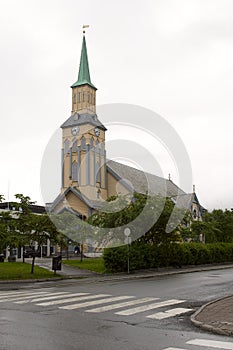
[83,25,90,35]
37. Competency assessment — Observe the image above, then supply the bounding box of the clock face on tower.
[71,126,79,136]
[94,127,100,137]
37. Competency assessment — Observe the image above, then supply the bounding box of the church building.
[50,32,204,224]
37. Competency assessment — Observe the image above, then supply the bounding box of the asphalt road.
[1,268,233,350]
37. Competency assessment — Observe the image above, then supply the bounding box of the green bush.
[103,242,233,273]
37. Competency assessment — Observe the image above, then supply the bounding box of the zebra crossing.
[163,337,233,350]
[0,289,193,320]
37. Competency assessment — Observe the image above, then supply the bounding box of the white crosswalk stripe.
[187,338,233,349]
[36,294,110,306]
[163,348,186,350]
[147,307,193,319]
[85,297,158,313]
[0,291,53,302]
[0,290,42,297]
[15,292,88,304]
[115,299,185,316]
[0,291,48,299]
[163,338,233,350]
[0,290,191,321]
[59,296,135,310]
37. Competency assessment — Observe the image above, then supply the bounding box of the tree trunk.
[31,255,36,274]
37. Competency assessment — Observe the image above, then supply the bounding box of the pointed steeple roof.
[71,35,97,90]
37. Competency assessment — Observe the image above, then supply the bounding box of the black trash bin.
[0,254,4,262]
[8,255,16,262]
[52,255,62,272]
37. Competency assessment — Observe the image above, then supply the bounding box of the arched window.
[72,162,78,181]
[81,136,86,151]
[193,208,197,219]
[96,160,101,183]
[72,139,77,152]
[83,92,85,102]
[64,139,70,154]
[73,94,76,104]
[101,142,105,155]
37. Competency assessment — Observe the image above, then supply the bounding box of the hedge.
[103,242,233,273]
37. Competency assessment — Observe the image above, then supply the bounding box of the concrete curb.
[190,296,233,337]
[0,276,69,284]
[1,263,233,286]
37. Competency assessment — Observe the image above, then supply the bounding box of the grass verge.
[0,262,61,280]
[63,257,106,273]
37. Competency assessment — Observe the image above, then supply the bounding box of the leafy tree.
[88,193,186,247]
[12,194,61,273]
[204,209,233,243]
[50,211,91,261]
[190,220,221,243]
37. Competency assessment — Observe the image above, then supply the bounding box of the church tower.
[60,32,107,204]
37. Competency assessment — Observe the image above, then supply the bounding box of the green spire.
[71,35,97,90]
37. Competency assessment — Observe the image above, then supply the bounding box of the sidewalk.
[34,258,98,278]
[191,295,233,337]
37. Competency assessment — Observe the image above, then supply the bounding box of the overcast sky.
[0,0,233,211]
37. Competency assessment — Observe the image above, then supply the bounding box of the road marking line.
[86,297,158,313]
[187,338,233,349]
[147,307,193,319]
[163,348,186,350]
[0,291,48,299]
[37,294,110,306]
[59,296,135,310]
[15,292,74,304]
[115,299,185,316]
[0,292,53,302]
[0,291,41,296]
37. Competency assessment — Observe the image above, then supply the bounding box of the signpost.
[124,228,131,274]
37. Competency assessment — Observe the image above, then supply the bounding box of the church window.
[101,142,105,155]
[81,136,86,150]
[90,138,94,149]
[64,139,70,154]
[96,160,101,183]
[72,162,78,181]
[88,93,90,103]
[83,92,85,102]
[193,208,197,219]
[72,139,77,152]
[78,92,81,102]
[73,94,76,104]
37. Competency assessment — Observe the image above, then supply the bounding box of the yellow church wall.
[66,192,89,217]
[107,172,130,198]
[72,85,96,114]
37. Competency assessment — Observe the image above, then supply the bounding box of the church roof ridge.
[106,159,186,198]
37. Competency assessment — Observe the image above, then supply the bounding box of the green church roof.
[71,35,97,90]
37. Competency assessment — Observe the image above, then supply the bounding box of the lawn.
[0,262,61,280]
[63,257,106,273]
